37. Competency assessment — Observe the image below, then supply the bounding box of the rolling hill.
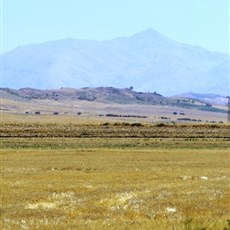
[0,87,227,114]
[176,92,228,105]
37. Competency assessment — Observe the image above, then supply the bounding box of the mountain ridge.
[2,28,229,96]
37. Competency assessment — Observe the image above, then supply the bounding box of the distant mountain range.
[2,28,229,96]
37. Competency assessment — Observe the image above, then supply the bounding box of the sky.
[1,0,229,54]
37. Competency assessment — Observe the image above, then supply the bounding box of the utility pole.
[228,96,230,122]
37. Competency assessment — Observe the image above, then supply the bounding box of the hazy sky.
[1,0,229,54]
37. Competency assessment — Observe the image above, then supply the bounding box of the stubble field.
[1,115,230,229]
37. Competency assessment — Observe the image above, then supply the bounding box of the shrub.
[103,122,110,126]
[155,123,166,127]
[130,122,142,127]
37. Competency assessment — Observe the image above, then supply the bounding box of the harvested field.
[1,119,230,229]
[1,122,229,138]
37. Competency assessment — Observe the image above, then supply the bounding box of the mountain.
[2,28,229,96]
[176,92,228,105]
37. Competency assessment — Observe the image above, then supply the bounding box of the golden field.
[1,115,230,229]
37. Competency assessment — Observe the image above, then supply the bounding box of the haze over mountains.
[2,28,229,96]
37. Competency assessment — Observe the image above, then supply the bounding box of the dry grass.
[1,137,230,229]
[1,115,229,229]
[1,120,229,139]
[1,97,228,124]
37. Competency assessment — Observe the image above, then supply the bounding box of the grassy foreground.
[1,121,230,229]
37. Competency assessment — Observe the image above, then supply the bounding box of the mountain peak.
[140,27,160,35]
[2,28,229,96]
[130,28,173,45]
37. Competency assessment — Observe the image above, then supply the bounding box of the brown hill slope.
[0,87,227,114]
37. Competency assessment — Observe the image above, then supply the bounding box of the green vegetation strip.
[1,137,229,150]
[1,123,230,139]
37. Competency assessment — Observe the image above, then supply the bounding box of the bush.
[103,122,110,126]
[114,122,130,126]
[155,123,166,127]
[130,122,142,127]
